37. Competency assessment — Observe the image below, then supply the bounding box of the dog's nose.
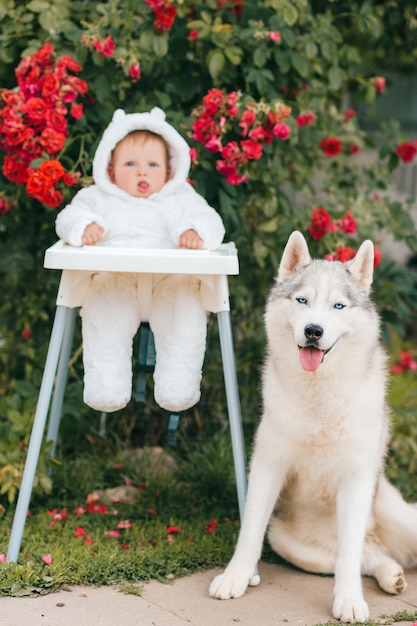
[304,324,323,341]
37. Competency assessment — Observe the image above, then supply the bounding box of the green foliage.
[0,443,240,594]
[0,0,417,505]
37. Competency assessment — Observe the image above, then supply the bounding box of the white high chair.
[6,241,248,562]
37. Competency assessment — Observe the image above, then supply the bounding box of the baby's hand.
[82,222,104,245]
[178,229,203,250]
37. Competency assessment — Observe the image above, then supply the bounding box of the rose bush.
[0,0,417,502]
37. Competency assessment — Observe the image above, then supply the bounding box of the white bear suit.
[55,107,225,413]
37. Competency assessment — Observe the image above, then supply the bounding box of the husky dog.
[209,231,417,622]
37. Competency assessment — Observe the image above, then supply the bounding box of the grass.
[0,435,242,596]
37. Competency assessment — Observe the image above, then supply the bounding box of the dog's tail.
[374,475,417,568]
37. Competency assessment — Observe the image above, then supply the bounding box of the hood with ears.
[92,107,191,197]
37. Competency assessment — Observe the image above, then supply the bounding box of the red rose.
[239,109,257,136]
[153,5,177,33]
[334,246,355,263]
[24,97,49,123]
[338,210,357,235]
[395,142,417,163]
[319,137,342,156]
[40,127,66,153]
[296,111,316,127]
[192,114,219,143]
[2,156,29,184]
[241,139,263,160]
[202,88,224,116]
[309,208,335,239]
[344,108,357,121]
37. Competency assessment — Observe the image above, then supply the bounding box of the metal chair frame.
[6,241,248,562]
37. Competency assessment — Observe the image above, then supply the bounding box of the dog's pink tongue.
[299,347,324,372]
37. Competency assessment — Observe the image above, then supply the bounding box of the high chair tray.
[44,240,239,275]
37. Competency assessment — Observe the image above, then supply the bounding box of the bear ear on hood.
[112,109,127,124]
[92,107,191,196]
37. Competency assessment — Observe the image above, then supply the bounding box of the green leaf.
[253,46,268,68]
[224,46,243,66]
[328,65,344,90]
[258,216,279,232]
[291,52,309,78]
[26,0,50,11]
[321,39,337,62]
[304,39,318,59]
[281,2,298,26]
[280,26,296,48]
[207,49,225,80]
[92,74,111,101]
[152,33,169,58]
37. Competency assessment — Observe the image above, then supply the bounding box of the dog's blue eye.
[334,303,345,310]
[296,297,307,305]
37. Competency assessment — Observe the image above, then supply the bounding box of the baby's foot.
[154,368,201,412]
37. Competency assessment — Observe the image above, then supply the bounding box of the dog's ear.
[278,231,311,281]
[347,240,374,291]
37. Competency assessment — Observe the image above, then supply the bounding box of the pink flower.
[338,210,357,235]
[374,76,386,93]
[391,350,417,373]
[42,555,52,565]
[74,527,86,538]
[0,554,6,563]
[205,136,223,153]
[70,103,83,120]
[21,328,32,340]
[75,506,87,517]
[296,111,316,127]
[273,122,291,140]
[344,108,357,121]
[93,35,116,58]
[269,32,281,42]
[106,530,120,539]
[117,520,133,529]
[189,29,199,40]
[129,62,141,83]
[239,109,257,136]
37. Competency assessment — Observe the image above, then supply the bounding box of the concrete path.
[1,561,417,626]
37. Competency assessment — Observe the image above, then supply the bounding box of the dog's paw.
[376,564,407,595]
[209,571,260,600]
[332,595,370,623]
[379,570,408,595]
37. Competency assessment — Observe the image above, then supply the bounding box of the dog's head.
[267,231,377,372]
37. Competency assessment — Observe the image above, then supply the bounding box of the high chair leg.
[217,310,247,521]
[46,307,77,456]
[7,305,72,563]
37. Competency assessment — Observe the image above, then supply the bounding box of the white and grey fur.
[209,231,417,623]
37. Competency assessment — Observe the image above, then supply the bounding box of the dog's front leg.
[332,475,375,623]
[209,427,285,600]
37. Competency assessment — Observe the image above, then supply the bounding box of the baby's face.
[108,135,170,198]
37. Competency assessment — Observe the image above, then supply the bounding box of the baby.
[56,107,225,413]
